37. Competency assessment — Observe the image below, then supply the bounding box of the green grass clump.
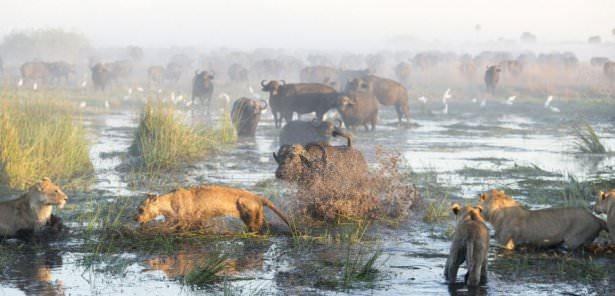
[183,254,229,288]
[129,102,236,171]
[0,96,93,190]
[574,123,607,154]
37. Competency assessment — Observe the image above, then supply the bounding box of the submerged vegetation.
[129,102,236,171]
[0,95,93,190]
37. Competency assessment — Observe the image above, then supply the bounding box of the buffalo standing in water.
[484,65,501,95]
[230,98,268,137]
[191,70,215,115]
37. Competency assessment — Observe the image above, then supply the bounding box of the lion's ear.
[42,177,51,182]
[475,205,483,213]
[479,193,487,201]
[145,193,157,199]
[451,203,461,215]
[600,191,606,200]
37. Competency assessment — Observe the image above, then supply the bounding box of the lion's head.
[595,190,615,214]
[451,203,484,223]
[135,194,162,224]
[477,189,519,219]
[28,177,68,209]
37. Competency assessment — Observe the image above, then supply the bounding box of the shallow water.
[1,100,615,295]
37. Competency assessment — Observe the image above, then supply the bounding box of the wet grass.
[574,123,607,154]
[183,253,229,288]
[0,94,93,191]
[129,101,236,171]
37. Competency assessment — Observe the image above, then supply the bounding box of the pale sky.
[0,0,613,49]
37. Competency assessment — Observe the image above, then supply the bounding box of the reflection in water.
[448,284,488,296]
[0,246,65,295]
[145,245,265,280]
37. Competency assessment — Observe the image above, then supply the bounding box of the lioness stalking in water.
[135,185,291,233]
[478,189,605,250]
[444,203,489,287]
[594,190,615,242]
[0,177,68,238]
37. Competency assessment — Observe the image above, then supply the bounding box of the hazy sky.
[0,0,613,49]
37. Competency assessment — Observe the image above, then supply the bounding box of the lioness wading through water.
[478,189,604,250]
[135,185,292,233]
[444,204,489,287]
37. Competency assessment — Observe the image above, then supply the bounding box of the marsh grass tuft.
[574,123,607,154]
[0,96,93,190]
[183,253,229,288]
[129,102,236,171]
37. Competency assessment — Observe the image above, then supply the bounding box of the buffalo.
[346,76,410,124]
[484,65,501,95]
[277,92,353,124]
[338,69,370,90]
[604,62,615,80]
[228,64,249,83]
[230,97,268,137]
[337,89,379,132]
[499,60,523,76]
[395,62,412,86]
[21,62,50,85]
[591,57,610,67]
[273,142,368,185]
[148,66,165,86]
[91,63,113,91]
[164,61,184,85]
[279,119,351,146]
[260,80,336,127]
[300,66,339,85]
[192,70,215,115]
[46,61,75,85]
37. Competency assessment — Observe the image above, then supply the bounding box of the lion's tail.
[261,198,293,231]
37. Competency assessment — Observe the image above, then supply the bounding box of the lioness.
[444,203,489,287]
[135,185,291,233]
[478,189,604,250]
[0,177,68,237]
[594,190,615,242]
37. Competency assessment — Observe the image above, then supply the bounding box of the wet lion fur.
[594,190,615,242]
[0,177,68,237]
[478,189,605,250]
[444,204,489,287]
[135,185,291,233]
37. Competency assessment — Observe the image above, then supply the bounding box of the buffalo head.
[273,144,326,182]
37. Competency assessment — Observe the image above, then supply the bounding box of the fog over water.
[0,0,614,50]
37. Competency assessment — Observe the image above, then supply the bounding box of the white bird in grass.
[79,101,87,108]
[471,98,478,103]
[157,89,163,94]
[442,104,449,114]
[480,99,487,107]
[248,86,262,99]
[185,100,192,107]
[80,80,87,88]
[218,93,231,105]
[505,96,516,105]
[127,88,133,95]
[544,96,553,107]
[33,83,38,91]
[418,96,428,104]
[137,87,144,93]
[17,79,23,87]
[549,106,560,113]
[170,92,176,104]
[442,88,452,104]
[104,100,110,109]
[176,95,184,102]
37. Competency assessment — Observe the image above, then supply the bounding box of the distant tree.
[520,32,537,43]
[588,35,602,44]
[0,28,91,64]
[127,46,143,62]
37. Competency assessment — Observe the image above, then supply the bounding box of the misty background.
[0,0,613,50]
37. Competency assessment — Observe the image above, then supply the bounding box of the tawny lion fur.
[444,203,489,287]
[594,190,615,242]
[0,177,68,237]
[135,185,291,233]
[478,189,605,250]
